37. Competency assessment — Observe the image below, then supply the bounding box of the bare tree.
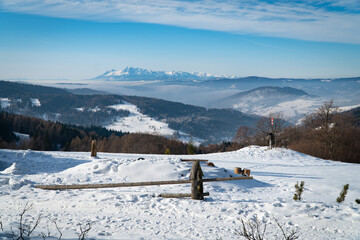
[303,100,353,160]
[233,126,254,146]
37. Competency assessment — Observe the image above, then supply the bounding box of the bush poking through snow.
[293,181,305,201]
[235,216,300,240]
[235,216,266,240]
[274,218,300,240]
[336,184,349,203]
[11,202,42,240]
[355,199,360,204]
[3,202,90,239]
[78,222,92,240]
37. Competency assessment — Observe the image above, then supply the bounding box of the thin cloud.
[1,0,360,44]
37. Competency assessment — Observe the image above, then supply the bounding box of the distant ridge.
[227,86,309,99]
[94,66,235,81]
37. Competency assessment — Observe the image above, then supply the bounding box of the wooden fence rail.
[35,176,253,190]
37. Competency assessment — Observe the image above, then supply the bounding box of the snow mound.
[1,163,20,174]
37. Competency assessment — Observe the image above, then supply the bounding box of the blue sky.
[1,0,360,79]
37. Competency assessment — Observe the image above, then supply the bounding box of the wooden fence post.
[190,161,204,200]
[91,140,97,157]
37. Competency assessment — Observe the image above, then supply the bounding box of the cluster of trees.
[231,101,360,163]
[0,112,188,154]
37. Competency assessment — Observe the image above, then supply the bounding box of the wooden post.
[190,161,204,200]
[243,169,251,176]
[91,140,97,157]
[234,167,243,175]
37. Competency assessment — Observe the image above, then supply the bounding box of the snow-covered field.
[0,98,10,109]
[0,146,359,239]
[30,98,41,107]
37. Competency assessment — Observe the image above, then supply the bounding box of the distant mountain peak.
[95,67,234,81]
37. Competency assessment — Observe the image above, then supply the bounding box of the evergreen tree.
[164,148,171,154]
[293,181,305,201]
[336,184,349,203]
[187,137,196,155]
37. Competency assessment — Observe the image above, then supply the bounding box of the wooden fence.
[35,161,253,200]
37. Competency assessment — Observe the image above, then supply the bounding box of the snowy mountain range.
[95,67,234,81]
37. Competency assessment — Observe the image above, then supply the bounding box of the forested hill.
[0,80,68,97]
[0,81,259,144]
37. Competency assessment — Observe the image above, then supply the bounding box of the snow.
[0,146,359,239]
[105,102,175,136]
[0,98,10,108]
[30,98,41,107]
[89,106,101,112]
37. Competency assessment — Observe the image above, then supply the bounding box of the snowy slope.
[104,102,205,144]
[0,147,359,239]
[104,102,175,136]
